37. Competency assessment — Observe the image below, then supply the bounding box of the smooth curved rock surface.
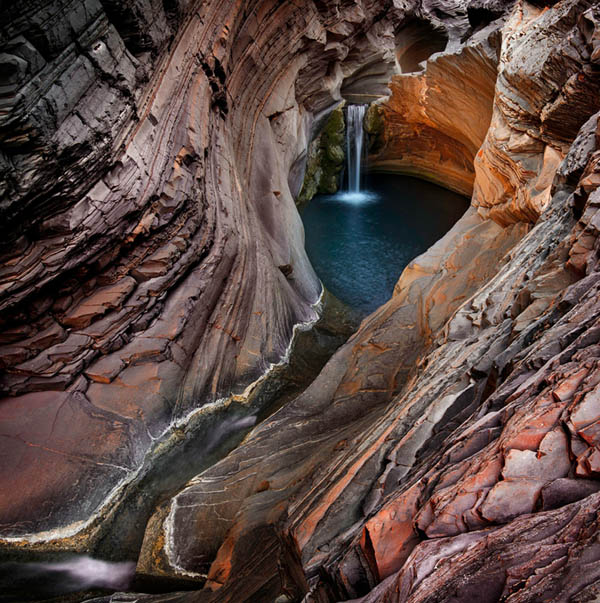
[0,0,399,548]
[2,1,600,603]
[368,18,501,196]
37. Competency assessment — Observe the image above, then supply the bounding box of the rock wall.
[297,104,346,206]
[132,2,600,602]
[0,0,399,548]
[2,1,600,603]
[473,0,600,225]
[367,6,505,196]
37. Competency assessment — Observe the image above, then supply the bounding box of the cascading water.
[303,103,470,312]
[302,101,468,313]
[0,556,136,601]
[346,104,368,194]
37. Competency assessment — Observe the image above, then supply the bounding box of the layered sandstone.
[0,0,398,549]
[2,1,600,603]
[367,10,503,196]
[473,1,600,225]
[131,2,600,602]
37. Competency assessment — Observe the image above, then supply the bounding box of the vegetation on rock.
[297,104,346,206]
[364,102,385,153]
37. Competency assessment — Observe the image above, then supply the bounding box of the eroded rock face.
[132,2,600,602]
[367,2,507,196]
[474,0,600,225]
[0,0,401,548]
[3,1,600,603]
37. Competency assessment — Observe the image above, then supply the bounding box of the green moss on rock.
[297,104,346,206]
[364,102,384,153]
[325,143,345,165]
[297,138,322,206]
[323,105,345,144]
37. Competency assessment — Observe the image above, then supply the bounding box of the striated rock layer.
[473,0,600,225]
[2,1,600,603]
[131,2,600,602]
[368,13,502,197]
[0,0,399,548]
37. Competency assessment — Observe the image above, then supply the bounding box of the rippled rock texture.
[473,1,600,225]
[135,2,600,602]
[0,0,398,547]
[3,0,600,602]
[368,12,502,196]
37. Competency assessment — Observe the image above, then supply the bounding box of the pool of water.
[302,173,470,314]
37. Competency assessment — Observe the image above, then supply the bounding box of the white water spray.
[41,556,136,589]
[203,414,257,454]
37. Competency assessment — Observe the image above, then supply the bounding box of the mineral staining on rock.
[1,0,394,547]
[368,15,500,196]
[2,0,600,602]
[473,0,600,225]
[135,2,600,601]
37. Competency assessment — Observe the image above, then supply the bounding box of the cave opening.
[395,17,449,73]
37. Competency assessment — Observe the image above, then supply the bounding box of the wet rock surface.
[2,0,600,602]
[297,104,346,207]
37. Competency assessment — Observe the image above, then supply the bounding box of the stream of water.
[346,104,367,196]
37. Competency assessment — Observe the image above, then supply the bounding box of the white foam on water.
[335,190,379,204]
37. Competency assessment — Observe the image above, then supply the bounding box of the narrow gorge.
[1,0,600,601]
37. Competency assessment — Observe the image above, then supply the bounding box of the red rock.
[501,403,563,452]
[551,366,589,401]
[579,420,600,446]
[0,390,141,536]
[364,483,422,580]
[502,429,570,481]
[2,5,600,603]
[61,277,137,329]
[84,354,126,384]
[569,384,600,435]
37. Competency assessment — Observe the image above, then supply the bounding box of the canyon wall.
[368,14,502,196]
[2,1,600,603]
[473,0,600,225]
[0,0,398,549]
[134,2,600,602]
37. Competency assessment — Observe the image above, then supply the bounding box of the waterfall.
[346,104,367,193]
[336,104,375,204]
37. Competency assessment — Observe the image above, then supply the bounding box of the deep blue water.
[302,173,469,314]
